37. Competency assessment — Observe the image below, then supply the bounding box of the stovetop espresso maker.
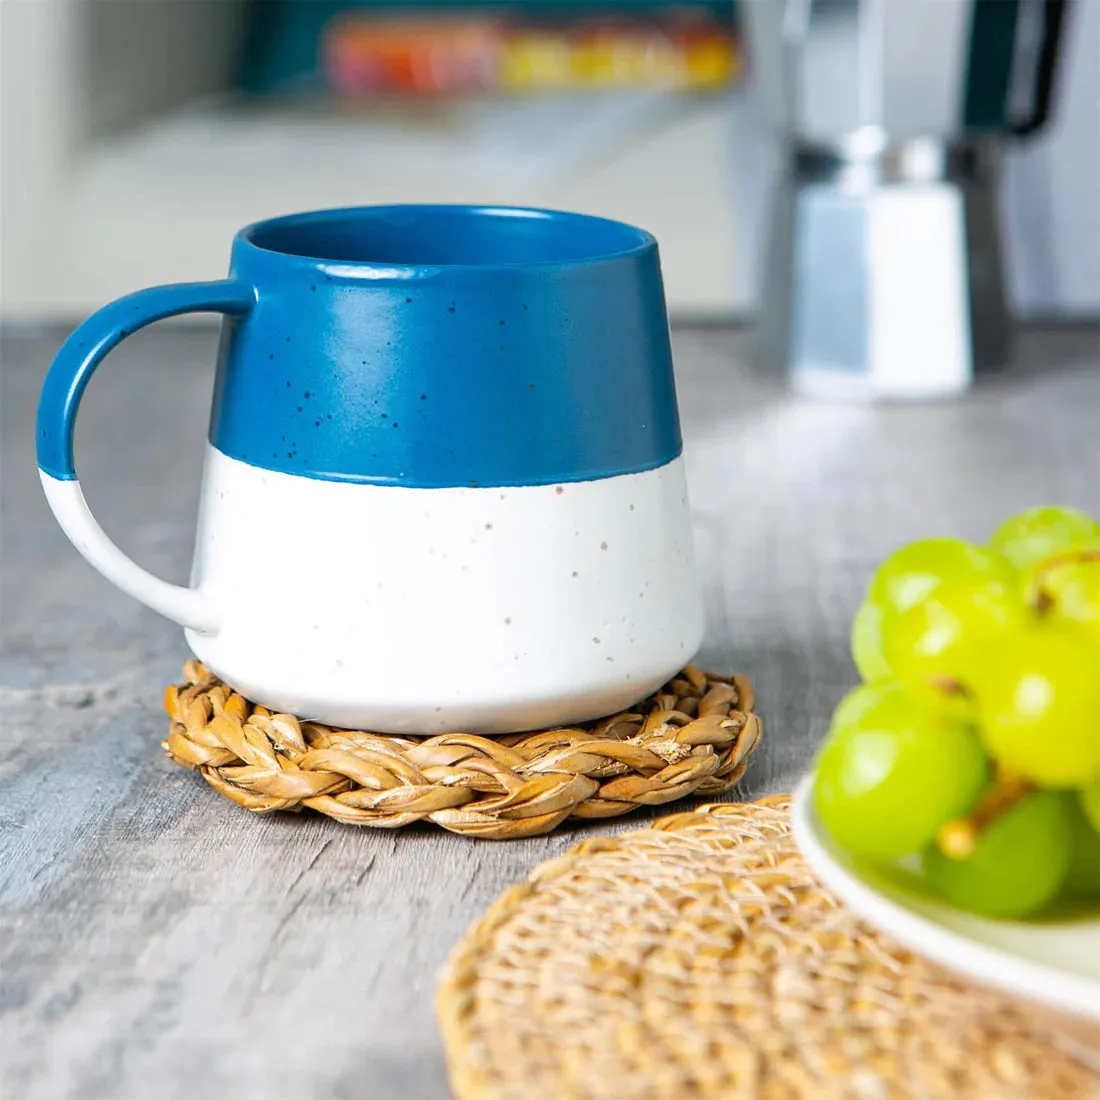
[743,0,1067,399]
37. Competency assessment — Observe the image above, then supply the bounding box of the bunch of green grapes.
[814,506,1100,919]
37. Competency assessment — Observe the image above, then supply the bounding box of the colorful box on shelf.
[321,11,739,95]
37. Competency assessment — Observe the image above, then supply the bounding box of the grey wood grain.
[2,323,1098,1099]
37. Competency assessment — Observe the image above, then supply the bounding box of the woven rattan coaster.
[437,797,1100,1099]
[162,661,761,839]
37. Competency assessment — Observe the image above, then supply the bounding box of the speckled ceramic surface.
[182,448,702,732]
[38,205,703,731]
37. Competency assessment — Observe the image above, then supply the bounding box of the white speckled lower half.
[184,447,704,733]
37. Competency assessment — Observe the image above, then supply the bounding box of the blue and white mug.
[37,205,704,733]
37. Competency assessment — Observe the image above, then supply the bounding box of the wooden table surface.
[2,323,1098,1099]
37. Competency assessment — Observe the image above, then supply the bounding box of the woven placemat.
[437,797,1100,1099]
[162,661,761,839]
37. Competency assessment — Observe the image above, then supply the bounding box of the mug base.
[195,659,694,735]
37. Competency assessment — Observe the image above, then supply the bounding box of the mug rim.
[235,204,656,272]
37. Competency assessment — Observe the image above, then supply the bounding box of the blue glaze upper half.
[215,206,682,487]
[39,205,683,488]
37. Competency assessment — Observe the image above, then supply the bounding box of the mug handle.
[36,280,256,635]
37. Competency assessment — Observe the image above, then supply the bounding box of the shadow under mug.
[37,205,704,733]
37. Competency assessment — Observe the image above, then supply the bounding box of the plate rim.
[791,776,1100,1023]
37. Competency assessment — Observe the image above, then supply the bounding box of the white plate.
[792,777,1100,1023]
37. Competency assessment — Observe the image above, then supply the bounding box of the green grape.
[882,577,1021,708]
[829,680,906,734]
[989,505,1100,571]
[813,690,989,862]
[867,538,1016,619]
[1082,783,1100,833]
[924,791,1071,918]
[972,624,1100,787]
[1065,794,1100,899]
[1031,555,1100,639]
[850,600,893,683]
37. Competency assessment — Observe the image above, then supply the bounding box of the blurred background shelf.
[6,88,760,319]
[2,0,1097,321]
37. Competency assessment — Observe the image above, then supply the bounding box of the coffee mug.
[38,205,704,733]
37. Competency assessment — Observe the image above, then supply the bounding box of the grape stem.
[1030,547,1100,614]
[935,774,1036,860]
[927,675,969,698]
[1033,547,1100,572]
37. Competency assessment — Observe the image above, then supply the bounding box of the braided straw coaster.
[162,661,761,839]
[437,797,1100,1099]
